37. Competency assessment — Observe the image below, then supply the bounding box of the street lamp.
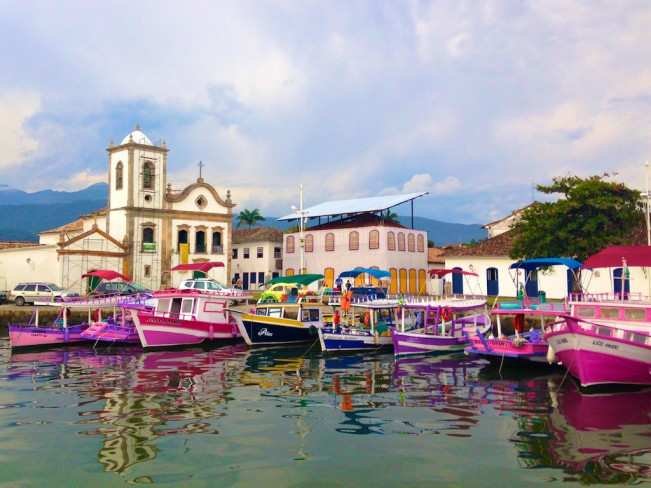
[291,184,309,274]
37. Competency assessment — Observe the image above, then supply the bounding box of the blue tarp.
[509,257,582,271]
[337,267,391,280]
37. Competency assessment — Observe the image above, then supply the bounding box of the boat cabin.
[153,292,237,322]
[253,301,329,326]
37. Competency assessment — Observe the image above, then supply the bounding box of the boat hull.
[8,324,89,349]
[545,318,651,387]
[319,328,393,352]
[391,328,465,356]
[80,322,140,344]
[234,313,319,346]
[134,311,240,348]
[464,334,549,363]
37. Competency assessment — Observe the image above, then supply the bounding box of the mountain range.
[0,183,486,244]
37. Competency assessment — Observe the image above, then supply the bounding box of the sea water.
[0,339,648,487]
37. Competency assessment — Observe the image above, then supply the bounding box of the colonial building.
[279,194,429,294]
[231,227,283,290]
[0,127,235,292]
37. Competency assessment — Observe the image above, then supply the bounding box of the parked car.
[178,278,234,292]
[90,281,151,296]
[258,283,303,303]
[10,282,78,306]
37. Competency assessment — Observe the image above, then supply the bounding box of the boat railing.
[547,318,650,345]
[569,292,651,303]
[55,292,153,308]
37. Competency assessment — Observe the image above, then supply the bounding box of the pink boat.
[465,257,579,364]
[545,246,651,387]
[80,307,143,345]
[133,289,251,348]
[9,322,89,348]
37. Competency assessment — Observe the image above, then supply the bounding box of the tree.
[237,209,265,228]
[510,175,642,261]
[384,210,399,222]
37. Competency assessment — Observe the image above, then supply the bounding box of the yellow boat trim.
[241,314,308,329]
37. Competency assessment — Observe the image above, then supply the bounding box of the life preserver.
[441,307,452,322]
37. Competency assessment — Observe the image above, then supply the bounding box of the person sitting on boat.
[333,309,341,332]
[345,280,352,292]
[335,277,343,292]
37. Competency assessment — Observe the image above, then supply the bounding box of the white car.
[10,282,78,306]
[178,278,235,293]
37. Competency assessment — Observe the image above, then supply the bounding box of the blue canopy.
[509,257,582,272]
[337,267,391,280]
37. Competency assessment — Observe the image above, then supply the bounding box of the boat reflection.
[4,345,650,483]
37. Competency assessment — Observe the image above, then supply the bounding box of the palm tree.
[385,210,399,222]
[237,208,265,228]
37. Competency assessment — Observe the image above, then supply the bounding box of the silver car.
[10,282,75,306]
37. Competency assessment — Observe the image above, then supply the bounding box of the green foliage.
[427,239,435,248]
[511,175,642,261]
[237,208,265,228]
[384,211,399,222]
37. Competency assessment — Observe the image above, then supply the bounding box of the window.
[156,298,171,314]
[24,284,36,292]
[387,231,396,251]
[181,298,194,315]
[232,248,238,259]
[286,235,295,253]
[258,272,265,285]
[407,234,415,252]
[305,234,313,252]
[325,232,335,251]
[233,273,240,285]
[301,309,320,322]
[243,248,250,259]
[115,162,123,190]
[250,273,257,284]
[37,285,50,292]
[600,307,619,319]
[487,268,498,281]
[576,306,596,318]
[397,232,406,251]
[143,227,154,243]
[142,227,155,252]
[417,234,425,252]
[178,229,188,252]
[274,247,281,258]
[144,265,151,278]
[142,161,155,190]
[257,247,263,258]
[194,281,206,290]
[368,230,380,249]
[212,231,222,254]
[195,230,206,253]
[624,308,645,321]
[349,231,359,250]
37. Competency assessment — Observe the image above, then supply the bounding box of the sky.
[1,0,650,224]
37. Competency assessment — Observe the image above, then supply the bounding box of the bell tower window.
[143,161,155,190]
[115,162,123,190]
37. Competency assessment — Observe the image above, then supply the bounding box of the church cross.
[198,160,204,179]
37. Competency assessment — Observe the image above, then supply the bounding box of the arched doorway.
[452,267,463,295]
[486,267,499,296]
[525,270,538,297]
[613,267,630,298]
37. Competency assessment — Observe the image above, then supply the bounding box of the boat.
[80,303,151,345]
[8,293,148,349]
[230,274,329,346]
[465,258,580,364]
[133,288,250,348]
[392,296,490,356]
[545,246,651,387]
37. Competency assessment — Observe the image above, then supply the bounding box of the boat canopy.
[428,268,478,278]
[266,274,324,286]
[82,269,130,281]
[509,257,582,271]
[582,245,651,269]
[337,267,391,280]
[171,262,225,273]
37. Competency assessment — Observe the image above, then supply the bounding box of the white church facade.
[0,128,235,292]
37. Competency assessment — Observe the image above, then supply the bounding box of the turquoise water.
[0,339,648,487]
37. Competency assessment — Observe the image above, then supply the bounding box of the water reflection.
[2,344,650,484]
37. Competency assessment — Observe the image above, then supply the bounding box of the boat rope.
[498,350,506,377]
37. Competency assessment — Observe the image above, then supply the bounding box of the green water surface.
[0,340,648,487]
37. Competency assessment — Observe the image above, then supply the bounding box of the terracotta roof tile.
[0,241,44,250]
[305,214,406,231]
[443,230,515,257]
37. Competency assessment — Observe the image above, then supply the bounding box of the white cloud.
[55,170,106,191]
[383,173,462,196]
[0,92,40,168]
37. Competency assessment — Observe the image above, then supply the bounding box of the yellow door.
[418,269,427,295]
[399,269,407,294]
[389,268,398,294]
[409,269,417,295]
[324,267,334,288]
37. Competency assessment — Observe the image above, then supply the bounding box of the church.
[0,127,235,292]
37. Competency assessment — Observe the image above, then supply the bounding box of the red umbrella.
[82,269,130,281]
[428,268,478,278]
[171,262,225,273]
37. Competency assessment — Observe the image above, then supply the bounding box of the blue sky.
[1,0,650,223]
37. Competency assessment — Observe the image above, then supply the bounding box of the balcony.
[211,245,224,255]
[142,242,157,253]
